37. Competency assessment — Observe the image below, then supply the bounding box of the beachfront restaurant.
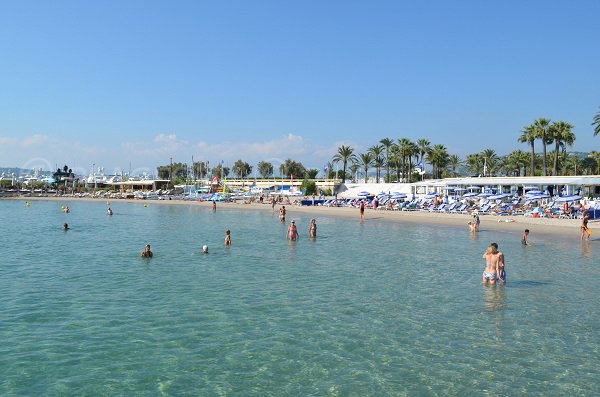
[108,179,171,193]
[412,176,600,200]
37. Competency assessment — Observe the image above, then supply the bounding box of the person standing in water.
[287,220,298,241]
[359,201,365,221]
[224,229,231,246]
[309,218,317,238]
[63,223,69,230]
[212,201,217,212]
[140,244,153,258]
[491,242,506,283]
[107,207,113,216]
[521,229,530,245]
[279,206,286,223]
[580,212,591,241]
[482,243,501,284]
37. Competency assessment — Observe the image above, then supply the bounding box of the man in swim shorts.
[521,229,530,245]
[491,242,506,283]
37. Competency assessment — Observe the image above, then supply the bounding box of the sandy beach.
[7,196,588,239]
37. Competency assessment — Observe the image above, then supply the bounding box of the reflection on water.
[580,240,592,258]
[483,284,506,312]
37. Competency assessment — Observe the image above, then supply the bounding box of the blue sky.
[1,0,599,176]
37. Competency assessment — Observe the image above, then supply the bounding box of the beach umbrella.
[477,192,492,197]
[424,192,438,199]
[453,187,467,191]
[527,193,550,200]
[488,193,511,200]
[554,195,580,202]
[358,191,370,196]
[466,186,481,190]
[523,186,538,190]
[462,192,478,197]
[391,193,407,199]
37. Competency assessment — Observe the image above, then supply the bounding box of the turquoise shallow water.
[0,199,598,396]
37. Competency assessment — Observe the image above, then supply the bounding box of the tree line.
[332,109,600,183]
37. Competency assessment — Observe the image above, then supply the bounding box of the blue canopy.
[555,195,580,202]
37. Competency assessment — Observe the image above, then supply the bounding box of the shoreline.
[5,196,588,240]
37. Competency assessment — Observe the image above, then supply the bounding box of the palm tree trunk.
[553,140,560,176]
[542,142,547,176]
[342,161,347,183]
[530,142,535,176]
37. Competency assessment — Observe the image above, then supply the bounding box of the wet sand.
[8,196,589,240]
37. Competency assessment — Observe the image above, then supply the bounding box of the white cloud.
[22,134,50,146]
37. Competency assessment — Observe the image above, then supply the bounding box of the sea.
[0,199,598,396]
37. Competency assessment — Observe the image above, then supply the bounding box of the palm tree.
[416,139,430,172]
[549,121,575,176]
[426,144,449,179]
[332,145,356,183]
[588,151,600,174]
[379,138,394,182]
[466,153,483,176]
[368,145,385,183]
[357,152,374,183]
[532,118,552,176]
[518,124,537,176]
[448,154,461,177]
[480,149,499,176]
[593,106,600,136]
[349,161,360,183]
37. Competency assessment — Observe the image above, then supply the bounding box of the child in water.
[224,229,231,246]
[521,229,530,245]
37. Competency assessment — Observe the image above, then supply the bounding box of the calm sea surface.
[0,199,598,396]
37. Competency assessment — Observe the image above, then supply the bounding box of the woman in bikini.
[482,243,501,284]
[308,218,317,238]
[580,212,590,241]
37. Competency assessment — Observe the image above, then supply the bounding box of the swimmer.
[309,218,317,238]
[468,221,476,233]
[482,243,501,284]
[287,220,298,241]
[63,223,69,230]
[107,207,113,216]
[63,206,70,213]
[224,229,231,246]
[359,200,365,221]
[521,229,530,245]
[212,201,217,212]
[140,244,153,258]
[202,245,209,253]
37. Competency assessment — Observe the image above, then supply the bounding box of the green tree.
[232,159,252,178]
[531,118,552,176]
[211,165,230,178]
[300,179,317,195]
[480,149,499,176]
[448,154,461,177]
[157,162,187,180]
[379,137,394,182]
[368,145,385,183]
[427,144,449,179]
[518,124,537,176]
[416,139,430,166]
[304,169,319,179]
[465,153,482,176]
[192,161,209,179]
[279,159,305,178]
[549,121,575,176]
[564,153,581,175]
[332,145,356,183]
[357,152,374,183]
[349,161,359,183]
[593,106,600,136]
[588,151,600,174]
[257,161,274,178]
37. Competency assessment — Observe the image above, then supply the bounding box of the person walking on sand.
[359,200,365,221]
[580,212,591,241]
[482,243,501,284]
[287,220,298,241]
[521,229,530,245]
[309,218,317,238]
[224,229,231,246]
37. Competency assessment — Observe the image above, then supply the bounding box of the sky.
[1,0,599,176]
